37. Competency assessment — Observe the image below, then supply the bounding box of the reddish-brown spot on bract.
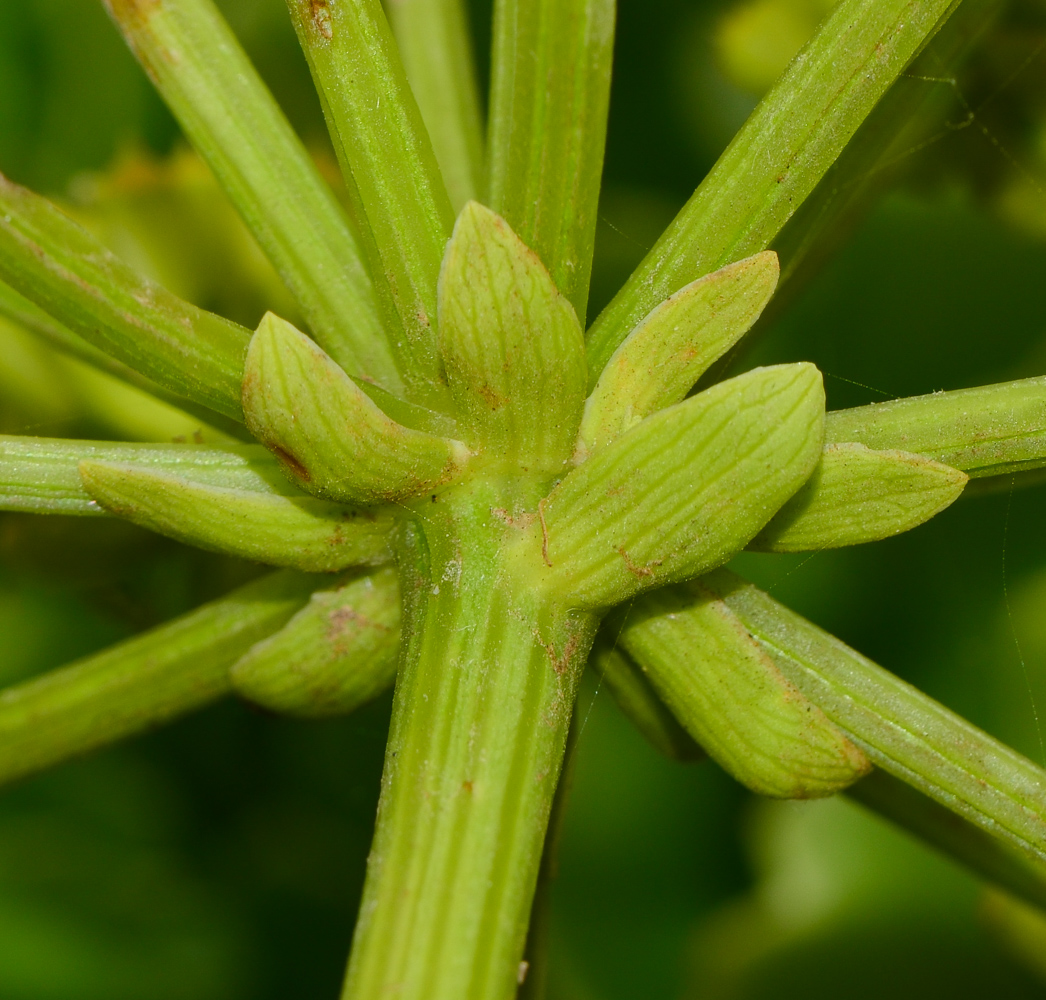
[273,446,311,482]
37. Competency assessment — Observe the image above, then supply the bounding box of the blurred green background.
[3,0,1046,996]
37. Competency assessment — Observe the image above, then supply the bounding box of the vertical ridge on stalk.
[388,0,486,212]
[286,0,455,407]
[487,0,615,321]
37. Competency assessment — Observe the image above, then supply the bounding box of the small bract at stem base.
[343,476,597,1000]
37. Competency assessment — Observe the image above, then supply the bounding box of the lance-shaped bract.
[101,0,397,392]
[79,461,393,573]
[486,0,614,321]
[519,363,825,608]
[0,571,318,788]
[615,583,869,797]
[704,569,1046,862]
[388,0,485,213]
[826,375,1046,478]
[579,252,779,456]
[242,313,471,505]
[0,173,249,421]
[2,440,392,570]
[232,567,400,717]
[589,640,704,762]
[286,0,454,405]
[438,203,587,470]
[750,442,967,552]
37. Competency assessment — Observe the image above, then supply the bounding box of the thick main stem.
[343,479,596,1000]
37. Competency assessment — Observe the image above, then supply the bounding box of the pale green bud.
[579,251,778,457]
[438,202,587,471]
[750,442,967,552]
[231,567,400,717]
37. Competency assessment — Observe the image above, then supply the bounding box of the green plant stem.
[343,479,596,1000]
[0,436,300,515]
[518,712,581,1000]
[101,0,397,391]
[0,279,248,441]
[387,0,485,212]
[0,173,248,421]
[847,768,1046,912]
[826,375,1046,477]
[287,0,454,407]
[486,0,614,322]
[771,0,1002,292]
[705,569,1046,861]
[0,571,318,788]
[585,0,959,379]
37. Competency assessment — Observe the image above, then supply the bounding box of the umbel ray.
[1,0,1046,997]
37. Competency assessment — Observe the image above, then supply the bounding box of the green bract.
[579,251,779,456]
[242,312,471,504]
[0,0,1045,995]
[79,459,393,572]
[231,567,401,717]
[518,363,825,607]
[439,202,587,470]
[750,442,968,552]
[613,582,870,798]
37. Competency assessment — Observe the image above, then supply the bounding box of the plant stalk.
[0,571,317,787]
[388,0,485,212]
[585,0,960,378]
[707,570,1046,861]
[343,478,597,1000]
[102,0,395,390]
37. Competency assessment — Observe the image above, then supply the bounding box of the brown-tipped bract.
[242,312,470,505]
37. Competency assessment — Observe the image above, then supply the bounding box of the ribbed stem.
[343,478,596,1000]
[388,0,485,212]
[0,571,317,787]
[708,570,1046,861]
